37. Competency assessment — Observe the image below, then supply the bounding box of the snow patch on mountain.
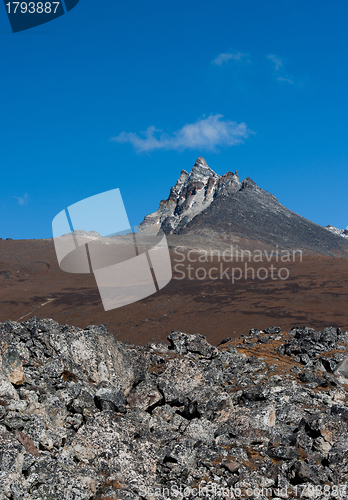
[324,225,348,239]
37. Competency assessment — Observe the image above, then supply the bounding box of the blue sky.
[1,0,348,239]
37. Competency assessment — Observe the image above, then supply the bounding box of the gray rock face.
[2,317,348,498]
[334,358,348,380]
[167,331,218,358]
[139,157,239,235]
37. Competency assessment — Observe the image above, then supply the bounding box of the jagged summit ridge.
[140,157,240,234]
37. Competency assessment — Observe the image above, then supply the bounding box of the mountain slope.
[180,177,348,254]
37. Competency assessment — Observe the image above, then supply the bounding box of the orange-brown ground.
[1,239,348,345]
[220,332,348,398]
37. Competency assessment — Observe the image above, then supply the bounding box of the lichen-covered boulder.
[70,412,160,488]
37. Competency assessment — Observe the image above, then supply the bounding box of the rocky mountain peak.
[140,158,221,234]
[190,157,217,179]
[140,157,240,235]
[195,156,207,166]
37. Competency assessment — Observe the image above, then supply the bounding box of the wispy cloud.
[212,52,247,66]
[112,115,253,153]
[213,51,298,86]
[276,76,294,85]
[13,193,30,206]
[267,54,295,84]
[267,54,283,71]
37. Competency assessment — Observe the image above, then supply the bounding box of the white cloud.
[13,193,30,206]
[212,52,247,65]
[112,115,253,153]
[276,76,294,85]
[267,54,283,71]
[267,54,297,84]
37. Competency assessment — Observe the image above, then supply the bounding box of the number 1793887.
[5,2,60,14]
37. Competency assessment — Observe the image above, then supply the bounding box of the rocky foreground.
[1,319,348,499]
